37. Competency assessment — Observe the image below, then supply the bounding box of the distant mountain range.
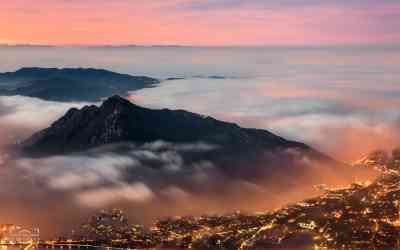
[22,95,339,176]
[0,67,159,102]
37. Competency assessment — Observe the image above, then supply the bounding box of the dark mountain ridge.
[22,96,336,171]
[0,67,159,102]
[24,95,298,151]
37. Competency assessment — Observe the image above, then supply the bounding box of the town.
[4,149,400,250]
[58,150,400,249]
[0,224,39,245]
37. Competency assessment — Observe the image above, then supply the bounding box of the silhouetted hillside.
[22,96,339,177]
[0,67,159,101]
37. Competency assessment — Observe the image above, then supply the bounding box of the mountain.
[0,67,159,102]
[22,96,338,174]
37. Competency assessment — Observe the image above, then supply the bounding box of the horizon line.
[1,42,400,49]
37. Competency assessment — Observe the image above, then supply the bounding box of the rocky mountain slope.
[22,95,338,175]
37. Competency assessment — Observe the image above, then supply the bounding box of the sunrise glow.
[1,0,400,46]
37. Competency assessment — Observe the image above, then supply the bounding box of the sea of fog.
[1,45,400,161]
[0,45,398,237]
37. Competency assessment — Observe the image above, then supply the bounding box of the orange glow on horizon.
[1,0,400,46]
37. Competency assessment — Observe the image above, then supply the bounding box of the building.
[0,224,40,244]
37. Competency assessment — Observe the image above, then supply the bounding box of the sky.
[1,0,400,46]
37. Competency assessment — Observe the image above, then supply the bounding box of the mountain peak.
[22,95,333,170]
[101,95,143,112]
[103,95,131,106]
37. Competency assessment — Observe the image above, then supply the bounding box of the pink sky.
[1,0,400,46]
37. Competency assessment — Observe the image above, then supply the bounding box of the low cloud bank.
[0,95,378,237]
[8,140,377,238]
[15,141,220,208]
[77,183,155,208]
[0,95,90,145]
[132,77,400,162]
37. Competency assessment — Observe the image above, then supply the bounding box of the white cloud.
[48,172,102,191]
[0,95,91,131]
[14,141,219,209]
[17,154,137,191]
[76,183,154,208]
[161,186,190,200]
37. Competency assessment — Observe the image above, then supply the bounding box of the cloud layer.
[0,94,379,238]
[132,74,400,162]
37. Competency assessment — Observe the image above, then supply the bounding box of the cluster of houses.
[0,224,40,244]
